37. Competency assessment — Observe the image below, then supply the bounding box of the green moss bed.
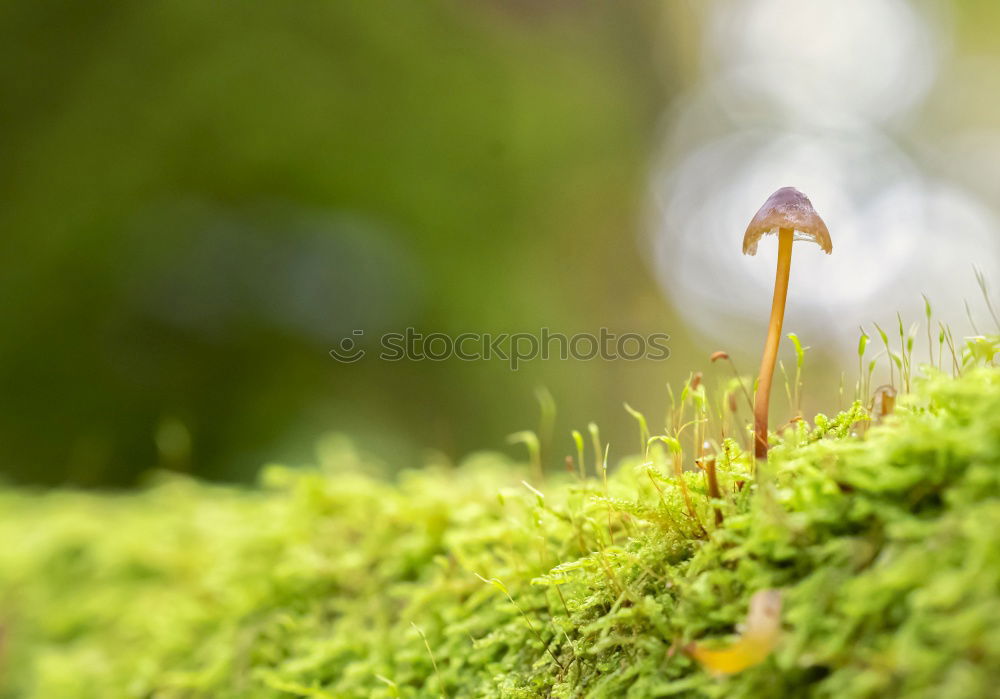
[1,368,999,698]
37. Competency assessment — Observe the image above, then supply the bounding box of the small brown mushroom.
[743,187,831,459]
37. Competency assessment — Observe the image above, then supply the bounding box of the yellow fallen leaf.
[687,588,782,676]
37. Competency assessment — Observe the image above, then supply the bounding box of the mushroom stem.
[753,227,794,459]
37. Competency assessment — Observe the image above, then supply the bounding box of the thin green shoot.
[590,422,613,543]
[623,403,651,459]
[788,333,807,416]
[535,387,556,472]
[778,360,794,420]
[374,675,401,698]
[521,480,545,508]
[938,326,946,372]
[867,357,878,401]
[587,423,602,478]
[664,383,676,435]
[571,430,585,480]
[411,622,447,698]
[896,314,917,393]
[711,351,754,413]
[857,328,870,403]
[873,322,894,389]
[965,299,981,336]
[974,266,1000,331]
[475,574,564,671]
[922,294,934,367]
[507,431,542,482]
[940,322,961,375]
[602,443,613,543]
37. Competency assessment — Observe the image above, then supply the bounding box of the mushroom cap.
[742,187,832,256]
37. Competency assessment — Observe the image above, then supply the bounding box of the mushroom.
[743,187,831,459]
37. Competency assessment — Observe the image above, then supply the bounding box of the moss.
[0,368,999,698]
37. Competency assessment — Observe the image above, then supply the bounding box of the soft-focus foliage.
[0,1,675,485]
[1,368,998,697]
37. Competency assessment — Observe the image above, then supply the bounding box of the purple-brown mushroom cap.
[742,187,832,256]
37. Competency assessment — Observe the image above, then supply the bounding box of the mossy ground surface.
[1,368,999,698]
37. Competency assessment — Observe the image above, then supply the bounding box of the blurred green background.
[2,0,999,486]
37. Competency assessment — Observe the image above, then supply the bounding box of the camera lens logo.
[329,330,366,363]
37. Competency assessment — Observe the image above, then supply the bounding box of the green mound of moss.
[1,368,998,698]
